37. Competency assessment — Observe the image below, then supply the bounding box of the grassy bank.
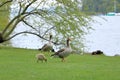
[0,47,120,80]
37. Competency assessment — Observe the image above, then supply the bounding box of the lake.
[85,16,120,56]
[10,16,120,56]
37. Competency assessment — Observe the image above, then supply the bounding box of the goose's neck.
[49,35,52,42]
[67,39,70,48]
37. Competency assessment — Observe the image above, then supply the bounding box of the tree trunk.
[0,33,4,43]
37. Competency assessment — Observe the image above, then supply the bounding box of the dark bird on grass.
[91,50,103,55]
[51,37,73,62]
[38,34,54,52]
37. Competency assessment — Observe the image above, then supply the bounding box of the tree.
[81,0,120,14]
[0,0,92,51]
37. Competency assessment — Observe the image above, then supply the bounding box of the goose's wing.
[55,48,65,55]
[41,44,48,50]
[51,48,65,56]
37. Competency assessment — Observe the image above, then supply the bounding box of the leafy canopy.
[0,0,92,51]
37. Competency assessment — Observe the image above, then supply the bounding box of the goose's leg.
[61,58,65,62]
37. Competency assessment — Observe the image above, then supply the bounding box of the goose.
[38,34,54,52]
[51,38,72,62]
[36,53,47,63]
[91,50,103,55]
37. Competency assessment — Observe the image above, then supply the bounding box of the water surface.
[85,16,120,56]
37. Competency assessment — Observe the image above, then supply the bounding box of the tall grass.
[0,47,120,80]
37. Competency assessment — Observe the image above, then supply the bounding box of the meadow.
[0,46,120,80]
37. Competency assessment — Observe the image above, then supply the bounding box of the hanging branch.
[22,20,39,32]
[4,31,63,45]
[42,26,55,37]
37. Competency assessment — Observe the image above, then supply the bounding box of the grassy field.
[0,46,120,80]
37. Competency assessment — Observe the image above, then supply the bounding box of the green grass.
[0,46,120,80]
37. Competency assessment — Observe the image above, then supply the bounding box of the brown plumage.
[38,34,54,52]
[36,53,47,63]
[51,38,72,62]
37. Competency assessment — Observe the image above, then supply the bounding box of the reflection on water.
[85,16,120,56]
[11,16,120,56]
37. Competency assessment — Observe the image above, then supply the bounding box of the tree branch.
[4,31,63,45]
[42,26,55,37]
[22,20,38,32]
[2,11,39,38]
[0,0,12,7]
[18,2,22,16]
[2,0,38,36]
[21,0,37,14]
[2,14,20,35]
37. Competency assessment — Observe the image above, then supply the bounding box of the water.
[10,24,44,49]
[85,16,120,56]
[10,16,120,56]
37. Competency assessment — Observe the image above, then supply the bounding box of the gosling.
[36,53,47,63]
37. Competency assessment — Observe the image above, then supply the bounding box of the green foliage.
[0,47,120,80]
[0,0,93,51]
[40,0,92,50]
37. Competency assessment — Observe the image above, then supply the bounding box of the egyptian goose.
[51,38,72,62]
[39,34,54,52]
